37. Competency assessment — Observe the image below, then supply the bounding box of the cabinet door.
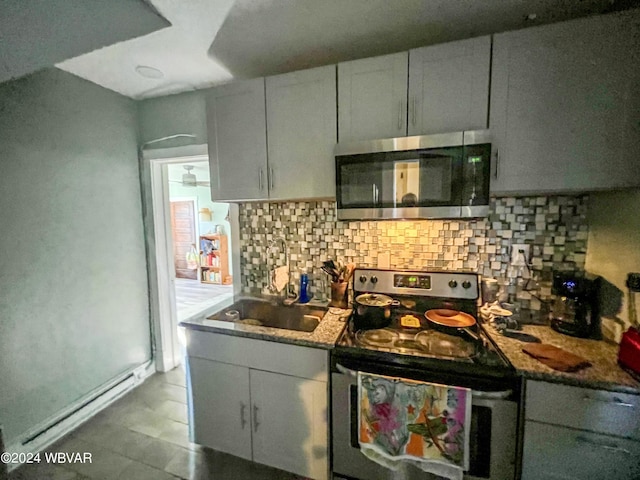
[338,52,408,142]
[207,78,268,201]
[522,421,640,480]
[408,36,490,136]
[266,65,337,200]
[250,370,328,480]
[490,11,640,194]
[187,357,252,460]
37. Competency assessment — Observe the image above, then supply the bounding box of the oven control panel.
[394,274,431,289]
[354,269,479,300]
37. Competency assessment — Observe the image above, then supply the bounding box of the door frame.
[139,144,241,372]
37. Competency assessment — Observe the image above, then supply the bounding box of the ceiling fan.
[169,165,210,187]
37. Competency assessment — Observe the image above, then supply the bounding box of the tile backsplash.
[238,195,589,313]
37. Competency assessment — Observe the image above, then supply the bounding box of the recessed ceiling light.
[135,65,164,79]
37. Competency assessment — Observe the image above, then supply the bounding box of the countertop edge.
[520,369,640,395]
[179,321,339,350]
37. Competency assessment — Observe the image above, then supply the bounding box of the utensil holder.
[329,281,349,309]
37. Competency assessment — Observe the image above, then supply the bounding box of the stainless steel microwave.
[335,130,491,220]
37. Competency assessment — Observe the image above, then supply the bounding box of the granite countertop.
[484,323,640,395]
[179,296,350,349]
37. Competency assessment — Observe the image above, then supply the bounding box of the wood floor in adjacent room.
[174,277,234,322]
[10,367,303,480]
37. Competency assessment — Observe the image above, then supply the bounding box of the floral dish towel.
[358,372,471,480]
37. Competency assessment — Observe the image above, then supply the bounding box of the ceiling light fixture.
[182,165,197,187]
[135,65,164,79]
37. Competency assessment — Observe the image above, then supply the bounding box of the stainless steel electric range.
[331,269,520,480]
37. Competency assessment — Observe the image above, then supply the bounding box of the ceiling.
[0,0,170,84]
[53,0,637,100]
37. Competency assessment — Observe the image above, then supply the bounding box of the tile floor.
[10,366,304,480]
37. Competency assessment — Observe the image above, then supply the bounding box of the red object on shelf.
[618,327,640,376]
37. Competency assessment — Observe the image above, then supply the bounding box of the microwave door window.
[394,161,420,207]
[418,150,463,206]
[338,160,383,208]
[420,157,452,202]
[462,144,491,207]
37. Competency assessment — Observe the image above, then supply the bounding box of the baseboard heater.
[5,361,154,472]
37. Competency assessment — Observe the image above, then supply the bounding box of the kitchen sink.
[207,298,327,333]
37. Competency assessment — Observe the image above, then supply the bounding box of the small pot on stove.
[354,293,400,330]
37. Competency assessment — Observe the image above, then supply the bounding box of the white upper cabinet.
[408,36,491,136]
[490,10,640,194]
[207,78,268,201]
[338,52,408,142]
[337,38,490,142]
[266,65,337,200]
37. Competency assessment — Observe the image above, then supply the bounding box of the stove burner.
[355,329,398,347]
[392,338,422,352]
[354,326,477,360]
[415,330,475,358]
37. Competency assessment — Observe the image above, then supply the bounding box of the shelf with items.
[198,234,229,285]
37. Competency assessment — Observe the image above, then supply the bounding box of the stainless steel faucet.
[266,236,291,297]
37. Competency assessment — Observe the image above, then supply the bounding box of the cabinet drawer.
[522,421,640,480]
[526,380,640,440]
[186,330,328,382]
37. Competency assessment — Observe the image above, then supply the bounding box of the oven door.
[331,366,518,480]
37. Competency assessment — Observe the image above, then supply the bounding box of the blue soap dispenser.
[299,269,310,304]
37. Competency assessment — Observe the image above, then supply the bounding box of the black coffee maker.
[550,272,601,338]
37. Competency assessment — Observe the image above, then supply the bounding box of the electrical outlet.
[510,244,530,267]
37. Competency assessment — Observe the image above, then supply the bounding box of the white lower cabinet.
[250,369,328,479]
[522,380,640,480]
[186,331,328,480]
[522,421,640,480]
[189,357,252,460]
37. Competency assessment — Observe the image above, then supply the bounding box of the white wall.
[0,69,150,445]
[586,189,640,342]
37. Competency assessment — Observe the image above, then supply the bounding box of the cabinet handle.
[269,167,274,190]
[259,169,263,190]
[397,101,403,130]
[411,97,417,126]
[253,404,260,432]
[575,435,631,455]
[240,402,247,429]
[582,395,635,409]
[493,149,499,179]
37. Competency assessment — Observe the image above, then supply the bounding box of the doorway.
[141,145,240,372]
[166,161,234,321]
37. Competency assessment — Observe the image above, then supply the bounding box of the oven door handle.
[336,363,358,378]
[472,389,513,400]
[336,364,512,399]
